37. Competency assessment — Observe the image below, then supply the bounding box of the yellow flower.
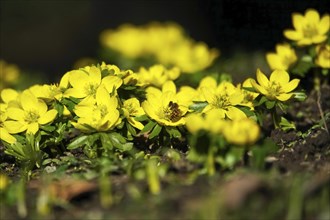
[142,81,188,126]
[250,69,300,102]
[4,90,58,134]
[284,9,330,46]
[137,65,180,88]
[223,118,260,146]
[0,60,20,89]
[0,105,17,144]
[65,66,122,100]
[237,78,259,110]
[315,44,330,68]
[185,109,226,134]
[171,41,219,73]
[201,77,246,119]
[266,43,297,70]
[122,98,145,130]
[72,86,121,132]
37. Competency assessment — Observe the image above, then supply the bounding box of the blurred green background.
[0,0,328,82]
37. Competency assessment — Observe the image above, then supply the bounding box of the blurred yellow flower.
[250,69,300,102]
[185,109,226,134]
[122,98,145,130]
[137,65,180,88]
[266,43,297,70]
[100,22,219,73]
[0,60,20,89]
[237,78,259,110]
[223,118,260,146]
[200,77,246,119]
[142,81,188,126]
[284,9,330,46]
[315,44,330,68]
[4,90,58,134]
[72,86,121,132]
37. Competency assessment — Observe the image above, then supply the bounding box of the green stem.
[146,158,160,194]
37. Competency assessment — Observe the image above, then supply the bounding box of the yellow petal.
[21,91,38,111]
[1,88,18,103]
[102,75,123,93]
[282,79,300,93]
[69,70,90,89]
[256,69,269,87]
[88,66,102,85]
[284,30,303,41]
[292,13,304,30]
[128,118,144,130]
[38,109,58,125]
[276,93,293,101]
[266,53,284,70]
[3,121,27,134]
[162,81,176,93]
[0,127,17,144]
[318,15,330,34]
[270,70,290,84]
[250,79,268,96]
[27,122,39,134]
[226,106,246,120]
[305,9,320,23]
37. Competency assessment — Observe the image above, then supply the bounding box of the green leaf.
[265,100,276,109]
[165,127,182,138]
[291,56,313,77]
[67,135,89,150]
[279,117,296,131]
[149,124,162,139]
[134,114,149,122]
[189,101,208,112]
[99,133,113,150]
[126,122,137,136]
[40,125,56,132]
[140,120,157,133]
[293,92,307,101]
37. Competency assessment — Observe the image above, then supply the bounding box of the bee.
[168,101,181,122]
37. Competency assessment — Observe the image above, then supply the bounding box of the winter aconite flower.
[122,98,145,130]
[223,118,260,146]
[185,109,226,134]
[142,81,188,126]
[72,86,121,132]
[315,44,330,69]
[65,66,122,101]
[284,9,330,46]
[266,43,297,70]
[4,90,58,134]
[137,65,180,88]
[0,106,17,144]
[250,69,300,102]
[200,77,246,119]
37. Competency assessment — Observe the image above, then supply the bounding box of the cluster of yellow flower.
[266,9,329,70]
[0,60,300,147]
[100,22,219,73]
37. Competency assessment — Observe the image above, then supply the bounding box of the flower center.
[212,94,230,110]
[84,83,98,97]
[267,81,283,98]
[24,110,40,123]
[303,25,318,39]
[163,101,182,122]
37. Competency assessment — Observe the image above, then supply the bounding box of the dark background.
[0,0,328,81]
